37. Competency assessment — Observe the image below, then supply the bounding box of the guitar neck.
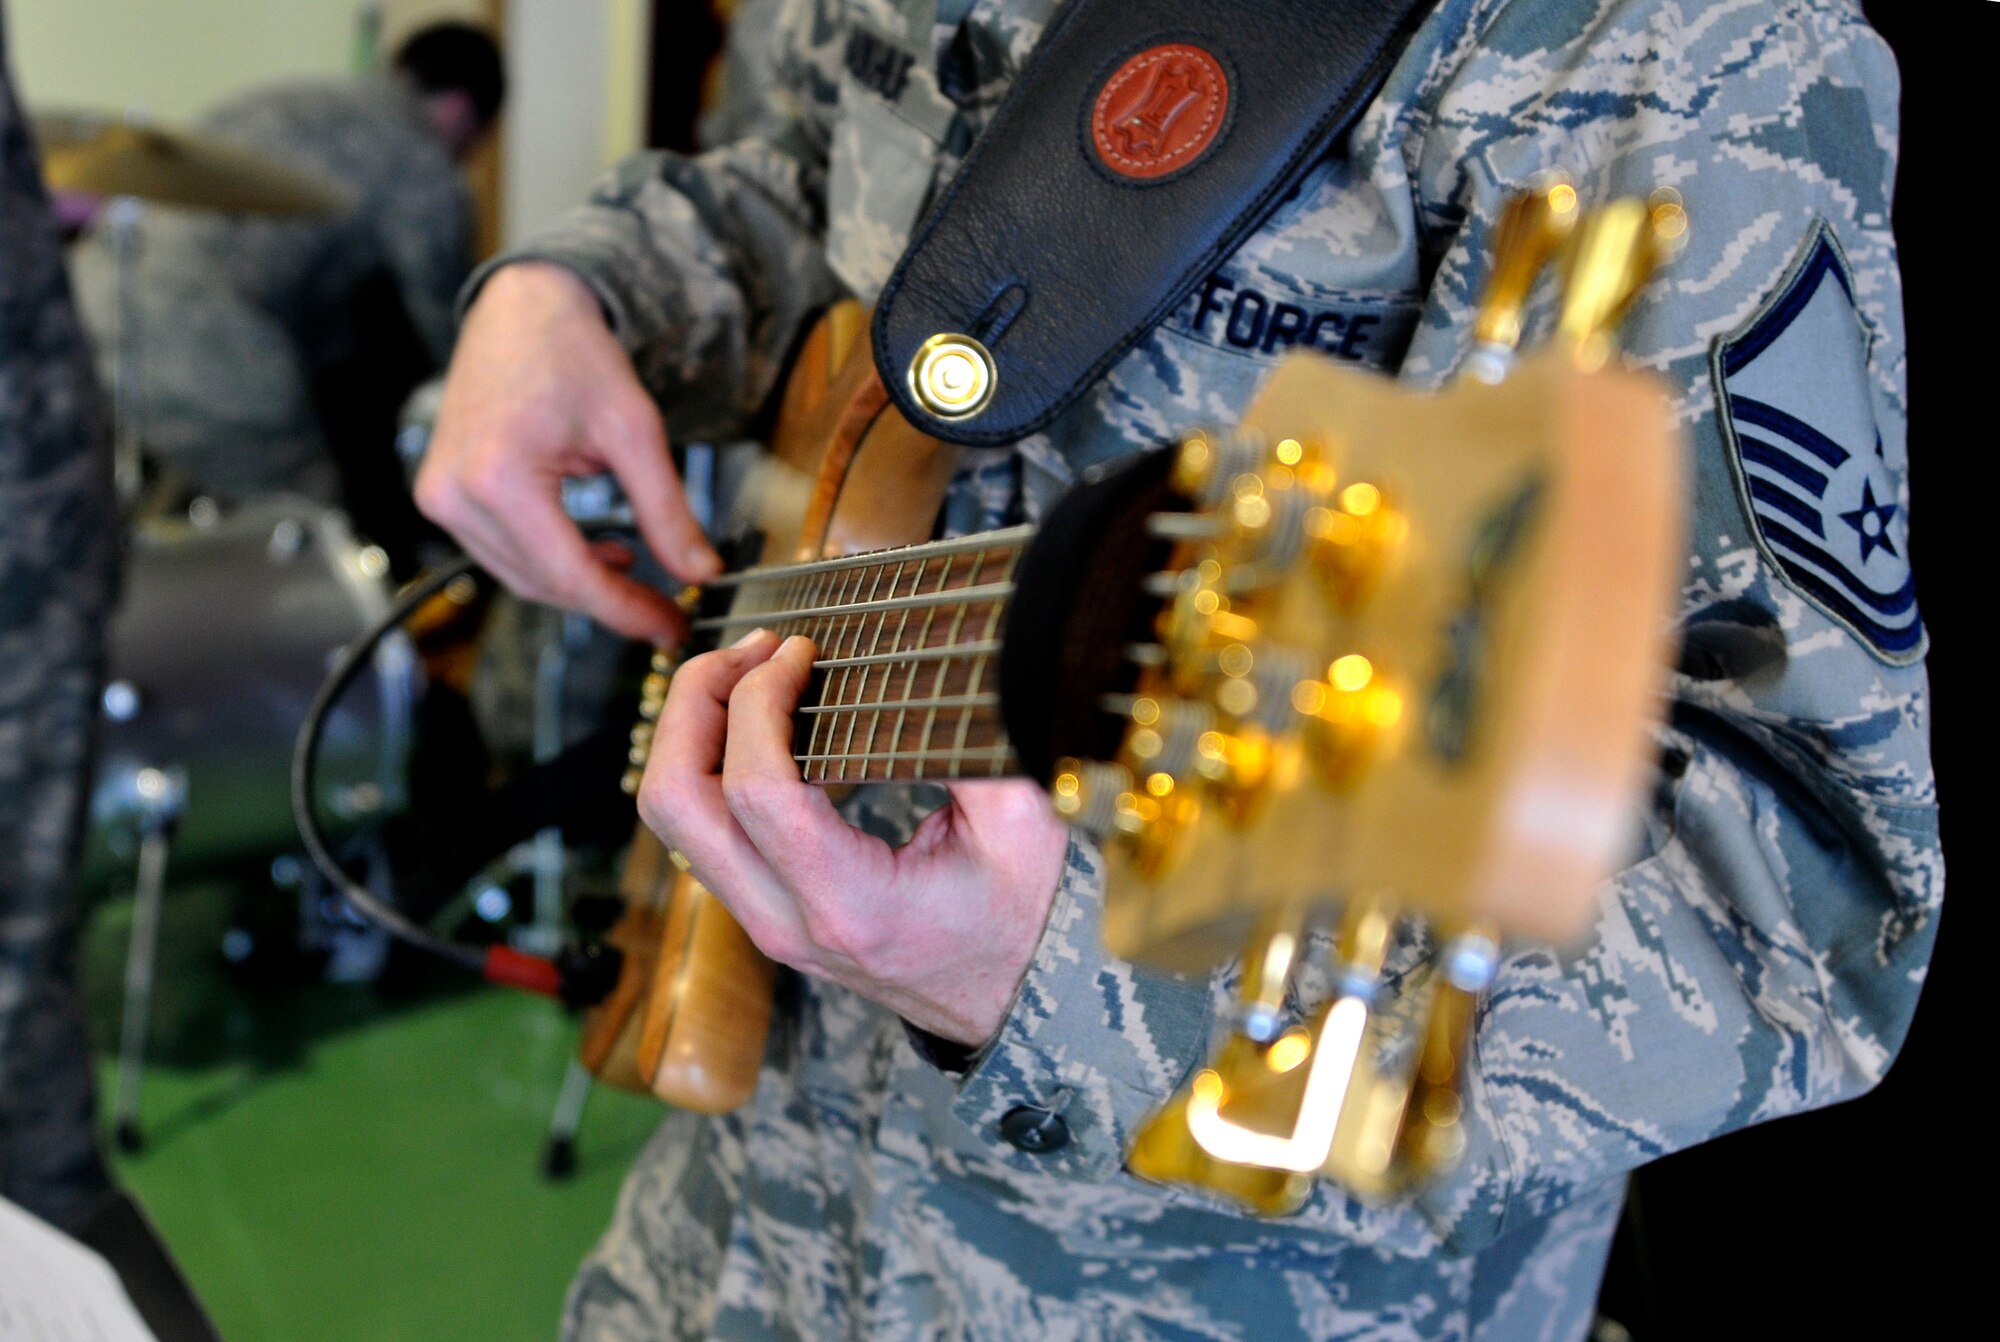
[693,527,1035,783]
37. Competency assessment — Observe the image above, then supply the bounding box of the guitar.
[577,183,1687,1210]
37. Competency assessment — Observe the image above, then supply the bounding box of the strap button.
[999,1105,1071,1154]
[908,333,996,419]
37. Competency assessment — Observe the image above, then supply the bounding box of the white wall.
[499,0,649,244]
[497,0,607,243]
[8,0,370,123]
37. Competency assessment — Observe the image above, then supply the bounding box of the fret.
[835,561,894,781]
[922,549,984,781]
[699,527,1031,785]
[802,563,857,779]
[884,556,932,787]
[796,563,832,776]
[972,547,1019,777]
[825,562,875,781]
[858,558,917,783]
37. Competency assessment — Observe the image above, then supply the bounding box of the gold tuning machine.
[1467,174,1580,384]
[1109,695,1212,878]
[1557,188,1688,370]
[1320,923,1498,1197]
[1128,911,1317,1215]
[1294,653,1404,791]
[1306,479,1405,611]
[1159,568,1260,696]
[1128,898,1504,1211]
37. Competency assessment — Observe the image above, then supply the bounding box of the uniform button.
[1000,1105,1071,1154]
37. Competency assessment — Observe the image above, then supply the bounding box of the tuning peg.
[1556,189,1689,371]
[628,720,656,766]
[1128,912,1318,1213]
[1171,430,1265,506]
[1081,696,1212,878]
[1184,901,1399,1176]
[1049,756,1130,838]
[1158,570,1259,694]
[1294,654,1404,791]
[1306,481,1405,611]
[1466,174,1581,384]
[623,648,681,794]
[1192,640,1313,821]
[1127,1035,1316,1215]
[1321,924,1499,1197]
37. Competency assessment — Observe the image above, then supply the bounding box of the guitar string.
[689,533,1031,779]
[699,526,1033,593]
[690,580,1017,633]
[777,552,1016,778]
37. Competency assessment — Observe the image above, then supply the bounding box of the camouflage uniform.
[69,77,472,500]
[487,0,1940,1336]
[1,2,119,1230]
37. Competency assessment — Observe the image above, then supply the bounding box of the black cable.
[290,553,486,972]
[292,525,637,1006]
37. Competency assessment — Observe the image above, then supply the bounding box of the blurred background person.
[0,0,120,1234]
[69,20,502,560]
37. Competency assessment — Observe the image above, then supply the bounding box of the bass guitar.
[576,182,1687,1211]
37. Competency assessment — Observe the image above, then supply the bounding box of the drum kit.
[41,110,418,1148]
[46,107,638,1176]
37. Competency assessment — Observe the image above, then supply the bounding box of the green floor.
[83,883,665,1342]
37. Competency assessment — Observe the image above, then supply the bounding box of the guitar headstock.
[1058,347,1681,970]
[1009,185,1688,1208]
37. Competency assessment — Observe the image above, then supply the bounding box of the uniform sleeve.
[464,0,846,443]
[946,840,1213,1179]
[1389,0,1941,1250]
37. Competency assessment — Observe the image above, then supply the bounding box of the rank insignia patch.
[1715,223,1923,661]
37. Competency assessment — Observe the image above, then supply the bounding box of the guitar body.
[577,300,963,1111]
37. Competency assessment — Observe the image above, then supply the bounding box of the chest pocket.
[826,27,956,303]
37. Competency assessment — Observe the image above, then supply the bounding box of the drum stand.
[111,766,186,1154]
[107,194,147,506]
[534,609,594,1179]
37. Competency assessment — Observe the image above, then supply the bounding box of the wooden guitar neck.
[693,527,1035,783]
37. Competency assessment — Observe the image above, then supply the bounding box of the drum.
[84,498,419,885]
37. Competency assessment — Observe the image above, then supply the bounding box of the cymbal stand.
[112,765,185,1154]
[524,611,592,958]
[107,194,147,506]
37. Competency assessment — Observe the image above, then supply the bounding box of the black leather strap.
[873,0,1433,445]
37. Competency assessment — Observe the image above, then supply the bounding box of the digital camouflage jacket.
[487,1,1939,1337]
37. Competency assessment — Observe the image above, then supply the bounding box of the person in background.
[0,0,120,1232]
[70,21,502,548]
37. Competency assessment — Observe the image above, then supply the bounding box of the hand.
[414,261,720,641]
[639,631,1071,1046]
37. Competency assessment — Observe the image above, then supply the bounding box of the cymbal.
[38,113,351,216]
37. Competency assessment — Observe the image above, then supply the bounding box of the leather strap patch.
[1091,44,1230,182]
[873,0,1435,446]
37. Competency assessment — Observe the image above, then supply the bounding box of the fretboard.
[693,528,1033,783]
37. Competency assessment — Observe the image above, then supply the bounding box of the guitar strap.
[872,0,1436,447]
